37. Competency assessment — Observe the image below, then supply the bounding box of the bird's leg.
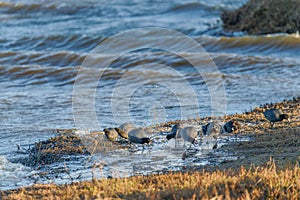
[148,142,152,150]
[271,122,275,128]
[287,118,291,127]
[141,145,146,154]
[147,144,151,154]
[213,138,218,149]
[191,139,198,148]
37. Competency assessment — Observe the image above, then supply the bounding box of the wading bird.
[115,123,135,139]
[103,128,119,141]
[263,108,289,127]
[128,128,151,144]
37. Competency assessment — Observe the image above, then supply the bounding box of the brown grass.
[1,160,299,200]
[211,127,300,172]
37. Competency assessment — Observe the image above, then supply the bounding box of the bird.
[103,128,119,142]
[128,128,151,144]
[115,123,135,139]
[223,120,235,133]
[168,123,198,147]
[166,124,181,140]
[202,122,222,137]
[202,122,223,149]
[263,108,289,127]
[180,126,198,146]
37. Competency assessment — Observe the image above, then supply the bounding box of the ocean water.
[0,0,299,190]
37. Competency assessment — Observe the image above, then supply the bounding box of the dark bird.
[115,123,135,139]
[223,120,235,133]
[103,128,119,141]
[166,124,181,140]
[263,108,289,127]
[128,128,151,144]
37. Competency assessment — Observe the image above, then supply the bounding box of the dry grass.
[211,127,300,172]
[1,160,299,200]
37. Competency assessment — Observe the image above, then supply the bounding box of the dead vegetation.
[17,135,90,168]
[212,127,300,171]
[1,159,299,200]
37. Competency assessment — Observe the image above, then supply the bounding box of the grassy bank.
[1,160,299,199]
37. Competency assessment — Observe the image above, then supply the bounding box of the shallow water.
[2,129,252,190]
[0,0,299,190]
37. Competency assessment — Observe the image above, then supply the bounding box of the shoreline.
[2,159,299,199]
[1,97,299,199]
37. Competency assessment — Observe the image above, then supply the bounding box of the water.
[0,0,299,190]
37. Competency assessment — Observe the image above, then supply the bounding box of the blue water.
[0,0,299,190]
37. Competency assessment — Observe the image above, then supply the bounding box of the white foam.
[0,155,37,190]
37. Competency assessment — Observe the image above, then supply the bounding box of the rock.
[221,0,300,35]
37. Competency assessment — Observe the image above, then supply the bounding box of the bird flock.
[103,108,289,150]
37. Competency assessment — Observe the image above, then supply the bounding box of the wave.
[0,1,96,15]
[0,65,77,86]
[4,33,300,56]
[198,35,300,55]
[0,51,85,67]
[2,34,102,52]
[0,155,36,190]
[164,2,237,14]
[166,2,214,13]
[1,49,298,85]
